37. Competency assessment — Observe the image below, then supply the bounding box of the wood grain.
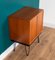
[4,27,55,60]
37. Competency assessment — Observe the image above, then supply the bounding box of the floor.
[4,27,55,60]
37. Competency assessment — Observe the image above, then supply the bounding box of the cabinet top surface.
[9,6,43,20]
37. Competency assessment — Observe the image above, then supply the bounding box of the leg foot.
[25,46,30,56]
[13,42,16,51]
[38,36,40,43]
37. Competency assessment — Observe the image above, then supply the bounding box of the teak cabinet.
[8,6,44,45]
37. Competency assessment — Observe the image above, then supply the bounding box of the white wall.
[39,0,55,28]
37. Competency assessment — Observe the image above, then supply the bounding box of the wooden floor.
[4,27,55,60]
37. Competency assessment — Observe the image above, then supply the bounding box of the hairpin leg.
[13,42,16,51]
[38,36,40,43]
[25,45,30,56]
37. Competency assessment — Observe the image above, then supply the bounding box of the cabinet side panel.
[8,18,17,40]
[37,10,44,35]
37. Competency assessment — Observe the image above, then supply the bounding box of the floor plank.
[4,27,55,60]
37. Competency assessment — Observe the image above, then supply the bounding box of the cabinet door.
[37,11,43,35]
[16,19,30,45]
[30,15,38,44]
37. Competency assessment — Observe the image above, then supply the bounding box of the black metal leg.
[13,42,16,51]
[25,45,30,56]
[38,36,39,43]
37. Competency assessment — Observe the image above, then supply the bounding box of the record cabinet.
[8,6,44,55]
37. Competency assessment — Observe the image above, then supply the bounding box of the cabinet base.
[12,35,40,56]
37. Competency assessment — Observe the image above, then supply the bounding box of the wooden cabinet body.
[8,7,44,45]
